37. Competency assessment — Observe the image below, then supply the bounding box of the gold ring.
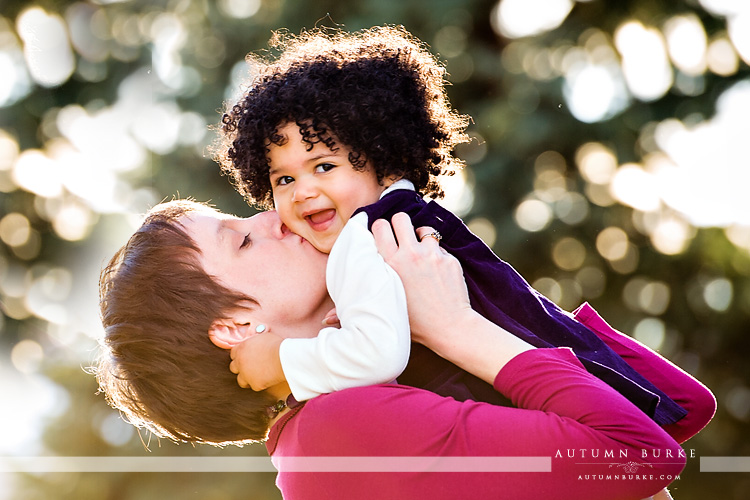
[419,231,442,243]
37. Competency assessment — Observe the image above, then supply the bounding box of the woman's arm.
[292,347,685,500]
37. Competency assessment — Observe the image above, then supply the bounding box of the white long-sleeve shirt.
[278,211,410,401]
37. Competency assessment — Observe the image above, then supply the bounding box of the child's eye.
[315,163,336,173]
[276,175,294,186]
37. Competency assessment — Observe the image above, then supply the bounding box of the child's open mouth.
[305,209,336,229]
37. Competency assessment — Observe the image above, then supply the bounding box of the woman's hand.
[372,213,472,348]
[373,212,534,385]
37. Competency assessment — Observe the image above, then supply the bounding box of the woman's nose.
[250,210,287,239]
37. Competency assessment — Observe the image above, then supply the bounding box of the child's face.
[268,122,391,253]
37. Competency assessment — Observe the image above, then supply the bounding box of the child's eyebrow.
[268,152,341,177]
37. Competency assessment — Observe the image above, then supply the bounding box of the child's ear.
[208,317,254,350]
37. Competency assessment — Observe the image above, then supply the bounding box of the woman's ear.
[208,317,254,350]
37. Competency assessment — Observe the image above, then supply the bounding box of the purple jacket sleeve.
[574,302,716,443]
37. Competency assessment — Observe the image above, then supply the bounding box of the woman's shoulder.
[269,383,460,456]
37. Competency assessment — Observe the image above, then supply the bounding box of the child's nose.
[291,177,318,202]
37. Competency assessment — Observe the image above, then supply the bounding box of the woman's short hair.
[214,25,470,209]
[95,199,276,445]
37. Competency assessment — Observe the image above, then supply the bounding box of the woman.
[96,199,684,499]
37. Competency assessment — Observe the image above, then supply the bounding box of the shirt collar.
[380,179,415,199]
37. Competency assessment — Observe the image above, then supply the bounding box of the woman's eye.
[315,163,336,173]
[276,176,294,186]
[240,233,251,249]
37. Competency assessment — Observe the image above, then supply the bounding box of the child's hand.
[229,333,285,391]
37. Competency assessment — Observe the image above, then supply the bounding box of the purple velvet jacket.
[356,189,686,426]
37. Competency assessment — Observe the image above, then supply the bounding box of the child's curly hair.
[214,25,470,209]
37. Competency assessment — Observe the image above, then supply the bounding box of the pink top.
[573,302,716,444]
[266,348,686,500]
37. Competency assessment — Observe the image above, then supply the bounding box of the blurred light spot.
[533,277,562,304]
[0,367,70,455]
[650,215,694,255]
[455,132,487,165]
[725,385,750,421]
[435,168,474,217]
[2,296,31,320]
[564,61,628,122]
[558,278,583,311]
[584,182,616,206]
[576,142,617,184]
[596,226,629,261]
[12,149,64,198]
[640,281,671,315]
[633,317,666,351]
[728,9,750,65]
[707,36,739,76]
[434,26,468,58]
[552,237,586,271]
[10,228,40,261]
[446,52,475,83]
[725,224,750,253]
[26,267,73,324]
[178,111,208,146]
[535,150,566,173]
[195,36,227,69]
[636,81,750,227]
[576,266,606,299]
[704,277,733,312]
[11,340,44,374]
[698,0,748,17]
[150,13,186,87]
[508,83,540,115]
[615,21,672,101]
[111,12,144,48]
[624,277,649,311]
[132,102,183,154]
[663,14,707,76]
[0,17,33,107]
[0,129,19,172]
[0,213,31,247]
[219,0,262,19]
[56,103,145,174]
[467,217,497,248]
[501,41,529,74]
[0,261,29,298]
[611,163,660,212]
[515,199,553,232]
[52,198,97,241]
[98,411,135,447]
[534,170,567,203]
[491,0,574,39]
[16,7,75,87]
[555,192,589,225]
[609,242,639,274]
[65,3,109,63]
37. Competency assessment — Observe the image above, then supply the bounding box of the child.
[214,26,714,441]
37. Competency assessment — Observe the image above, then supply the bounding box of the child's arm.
[278,212,411,401]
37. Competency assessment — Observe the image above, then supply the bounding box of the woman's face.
[182,208,334,338]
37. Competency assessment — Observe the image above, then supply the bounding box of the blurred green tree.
[1,0,749,498]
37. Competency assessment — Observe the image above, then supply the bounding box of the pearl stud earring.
[255,324,267,334]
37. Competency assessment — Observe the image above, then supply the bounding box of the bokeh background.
[1,0,749,498]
